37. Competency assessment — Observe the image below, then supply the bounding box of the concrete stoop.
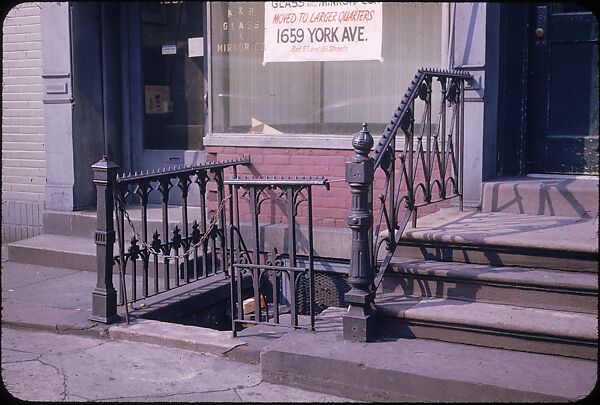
[383,257,598,313]
[397,208,598,272]
[381,208,598,361]
[8,209,352,271]
[375,294,597,360]
[8,234,98,272]
[259,308,597,402]
[378,257,598,360]
[481,176,599,218]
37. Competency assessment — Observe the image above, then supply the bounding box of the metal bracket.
[536,6,547,46]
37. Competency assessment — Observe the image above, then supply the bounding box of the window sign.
[211,2,442,136]
[188,37,204,57]
[145,85,172,114]
[161,43,177,55]
[263,2,383,64]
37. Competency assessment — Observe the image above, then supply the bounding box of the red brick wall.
[207,146,450,229]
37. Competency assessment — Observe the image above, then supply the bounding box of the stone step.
[375,295,598,360]
[6,234,348,276]
[395,208,598,272]
[481,176,598,218]
[8,234,99,272]
[41,210,353,260]
[6,234,222,276]
[43,208,203,240]
[260,307,597,402]
[383,257,598,313]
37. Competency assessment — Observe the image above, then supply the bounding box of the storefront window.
[141,2,205,150]
[210,2,442,136]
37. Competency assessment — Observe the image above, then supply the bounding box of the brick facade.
[206,145,449,230]
[2,3,45,242]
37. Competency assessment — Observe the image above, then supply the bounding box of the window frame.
[203,2,445,151]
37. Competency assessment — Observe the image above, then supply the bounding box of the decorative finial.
[352,122,373,160]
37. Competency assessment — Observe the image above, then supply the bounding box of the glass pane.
[141,1,205,150]
[552,3,591,14]
[210,2,442,136]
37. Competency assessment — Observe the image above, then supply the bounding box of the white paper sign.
[161,44,177,55]
[263,2,383,64]
[188,37,204,57]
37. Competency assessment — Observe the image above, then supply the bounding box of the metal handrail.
[371,68,472,290]
[373,68,471,170]
[343,67,471,341]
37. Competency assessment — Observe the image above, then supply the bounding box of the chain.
[119,194,230,261]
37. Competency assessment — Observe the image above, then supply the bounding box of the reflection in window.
[141,2,205,150]
[210,2,442,136]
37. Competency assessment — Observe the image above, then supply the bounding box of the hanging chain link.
[118,194,230,261]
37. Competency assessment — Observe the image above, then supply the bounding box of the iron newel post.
[89,156,120,324]
[344,123,377,342]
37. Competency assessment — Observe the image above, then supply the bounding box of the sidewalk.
[1,327,352,402]
[2,251,597,402]
[0,257,352,402]
[1,260,111,337]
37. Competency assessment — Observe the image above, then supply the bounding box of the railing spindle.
[130,237,137,302]
[151,231,160,294]
[215,168,227,276]
[158,178,171,291]
[440,77,448,198]
[139,183,149,297]
[459,80,465,210]
[180,175,190,282]
[307,186,315,331]
[198,171,208,278]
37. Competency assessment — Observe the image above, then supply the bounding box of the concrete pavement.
[0,256,353,402]
[1,327,352,402]
[2,247,597,402]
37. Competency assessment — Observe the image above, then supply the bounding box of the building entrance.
[526,3,599,174]
[122,2,207,174]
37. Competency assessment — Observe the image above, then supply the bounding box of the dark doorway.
[526,3,599,174]
[140,2,206,150]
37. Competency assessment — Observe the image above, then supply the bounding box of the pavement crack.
[3,270,79,290]
[232,380,262,400]
[37,356,67,401]
[232,387,244,401]
[1,347,37,355]
[80,340,111,352]
[97,387,236,402]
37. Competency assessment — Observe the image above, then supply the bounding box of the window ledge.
[204,132,408,151]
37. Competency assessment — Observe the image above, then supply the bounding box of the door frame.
[495,2,530,178]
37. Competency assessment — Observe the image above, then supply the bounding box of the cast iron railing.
[225,176,330,336]
[343,68,472,341]
[89,157,250,324]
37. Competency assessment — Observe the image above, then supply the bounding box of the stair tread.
[9,234,96,254]
[375,295,598,341]
[399,208,598,254]
[481,177,598,217]
[388,257,598,292]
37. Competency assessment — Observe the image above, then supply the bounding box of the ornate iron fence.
[225,176,330,336]
[89,157,250,324]
[343,68,472,341]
